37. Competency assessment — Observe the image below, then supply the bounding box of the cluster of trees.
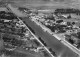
[0,11,17,19]
[46,24,67,33]
[54,8,80,15]
[39,37,47,46]
[65,34,80,49]
[2,34,23,47]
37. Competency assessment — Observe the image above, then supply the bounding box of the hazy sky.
[1,0,80,9]
[2,0,76,4]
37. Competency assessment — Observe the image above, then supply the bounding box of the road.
[18,18,55,57]
[7,4,55,57]
[31,17,80,56]
[21,18,79,57]
[7,4,79,57]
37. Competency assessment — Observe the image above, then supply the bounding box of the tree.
[72,22,75,25]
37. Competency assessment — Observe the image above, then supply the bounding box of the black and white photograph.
[0,0,80,57]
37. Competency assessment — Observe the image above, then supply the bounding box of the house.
[61,14,70,18]
[60,22,67,25]
[56,20,63,23]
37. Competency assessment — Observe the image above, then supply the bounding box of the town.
[0,3,80,57]
[0,6,56,57]
[17,6,80,56]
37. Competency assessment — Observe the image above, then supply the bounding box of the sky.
[1,0,80,9]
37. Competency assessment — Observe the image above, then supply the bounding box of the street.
[7,4,79,57]
[22,18,78,57]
